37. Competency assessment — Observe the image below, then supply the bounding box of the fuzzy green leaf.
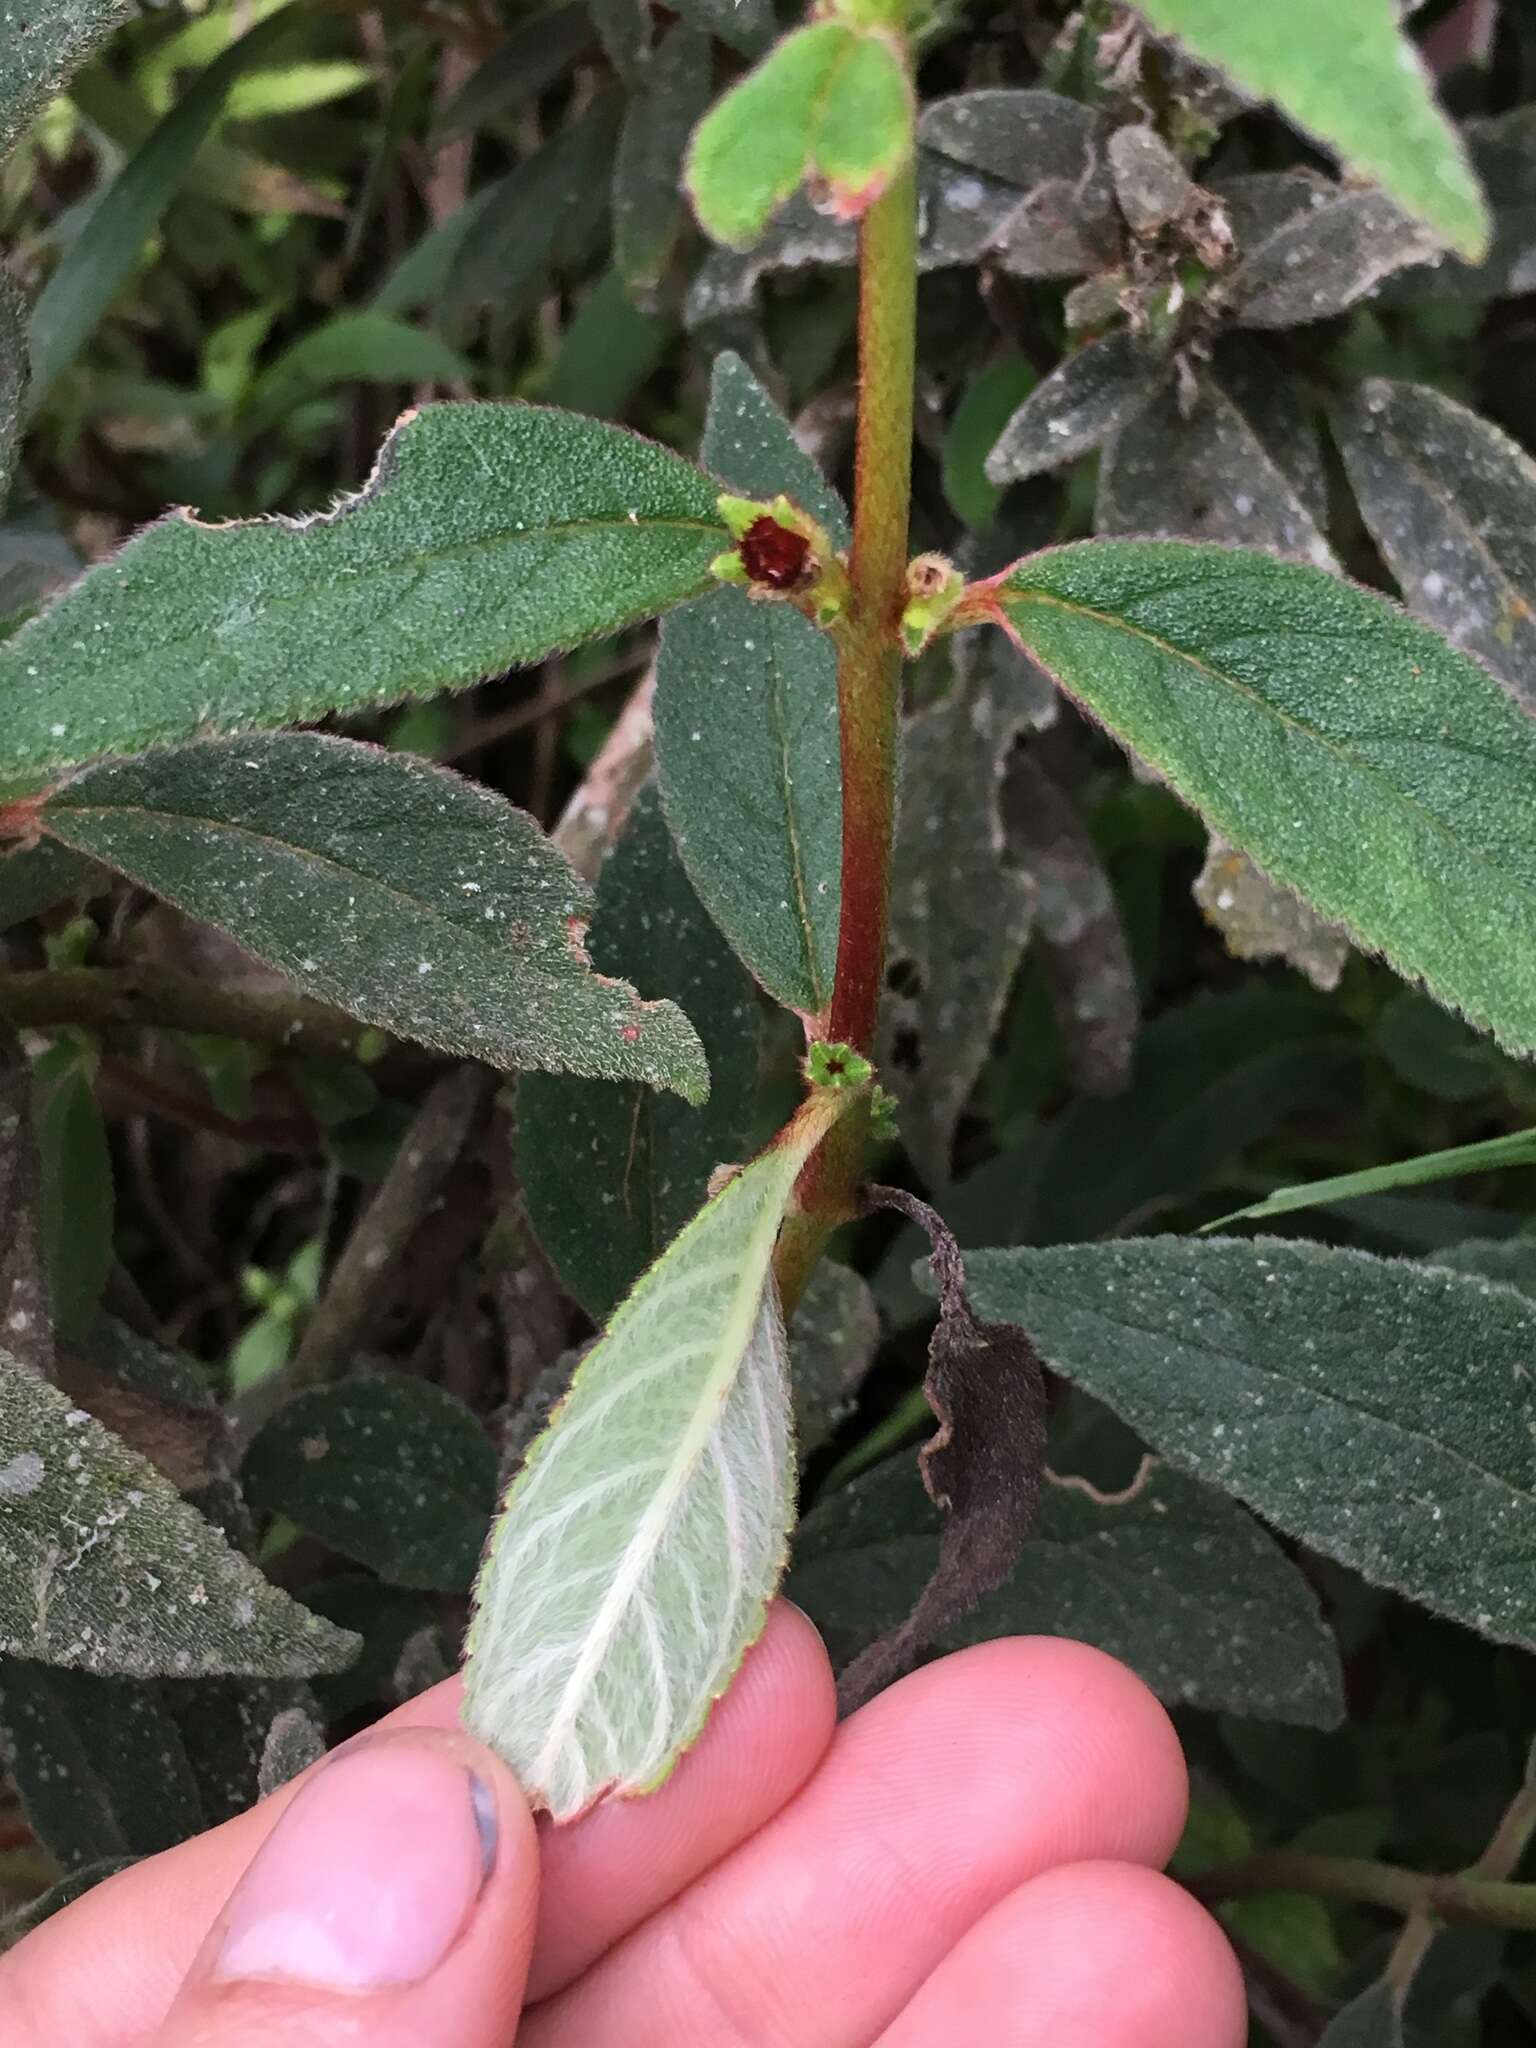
[986,330,1158,485]
[0,404,725,784]
[0,267,24,506]
[686,21,911,250]
[993,539,1536,1057]
[1334,379,1536,709]
[0,1343,358,1677]
[790,1454,1343,1726]
[1131,0,1489,258]
[34,1046,112,1345]
[42,734,709,1098]
[656,353,843,1014]
[518,787,764,1319]
[0,0,131,164]
[242,1377,498,1592]
[463,1095,842,1819]
[958,1237,1536,1648]
[0,842,97,931]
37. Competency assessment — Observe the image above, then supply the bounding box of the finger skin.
[0,1602,832,2048]
[522,1637,1189,2048]
[872,1862,1247,2048]
[152,1729,539,2048]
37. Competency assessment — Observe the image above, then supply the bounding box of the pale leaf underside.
[462,1102,835,1819]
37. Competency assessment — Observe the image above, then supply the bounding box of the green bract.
[685,19,912,250]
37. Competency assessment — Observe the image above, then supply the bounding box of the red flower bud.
[739,515,813,590]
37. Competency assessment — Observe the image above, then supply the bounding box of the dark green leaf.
[614,24,712,298]
[792,1454,1343,1726]
[27,6,307,401]
[446,91,621,314]
[994,539,1536,1058]
[986,330,1158,485]
[0,0,131,164]
[302,1574,438,1718]
[0,404,725,783]
[432,4,593,137]
[244,314,473,427]
[1334,379,1536,708]
[1376,991,1514,1103]
[1207,1128,1536,1232]
[0,267,24,505]
[1097,360,1335,566]
[169,1677,317,1825]
[942,356,1036,532]
[0,1342,357,1676]
[242,1375,497,1592]
[543,268,673,418]
[518,786,763,1319]
[1131,0,1488,259]
[877,665,1035,1186]
[958,1235,1536,1648]
[1426,1238,1536,1298]
[1318,1983,1404,2047]
[917,90,1116,279]
[589,0,650,83]
[0,1660,204,1868]
[34,1046,111,1345]
[670,0,773,57]
[0,1027,50,1382]
[790,1259,879,1459]
[0,841,98,931]
[1216,184,1443,330]
[44,735,709,1098]
[655,353,843,1013]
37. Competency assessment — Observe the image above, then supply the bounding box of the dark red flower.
[739,515,812,590]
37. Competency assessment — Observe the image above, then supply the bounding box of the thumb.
[152,1728,538,2048]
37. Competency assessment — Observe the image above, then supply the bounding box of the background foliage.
[5,0,1536,2039]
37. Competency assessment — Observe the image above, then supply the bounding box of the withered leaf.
[1194,834,1349,991]
[837,1189,1047,1713]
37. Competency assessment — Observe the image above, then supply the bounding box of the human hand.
[1,1610,1244,2047]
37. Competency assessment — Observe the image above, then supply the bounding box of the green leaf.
[302,1575,438,1718]
[877,661,1036,1186]
[790,1454,1343,1727]
[518,787,764,1319]
[242,1377,498,1592]
[27,6,307,402]
[0,1660,204,1869]
[1334,379,1536,708]
[0,0,131,164]
[0,841,97,932]
[1098,353,1336,567]
[0,1342,358,1676]
[614,23,712,298]
[43,734,709,1098]
[790,1258,879,1459]
[0,267,25,506]
[992,538,1536,1058]
[986,330,1158,485]
[445,90,621,315]
[244,313,474,427]
[1218,180,1443,331]
[670,0,774,57]
[590,0,651,83]
[463,1092,843,1819]
[1207,1127,1536,1232]
[0,403,725,783]
[34,1046,112,1344]
[1426,1237,1536,1298]
[543,268,673,419]
[1130,0,1489,259]
[942,356,1037,532]
[432,4,592,137]
[958,1236,1536,1648]
[686,21,911,250]
[655,352,844,1015]
[1376,990,1516,1103]
[1318,1984,1404,2048]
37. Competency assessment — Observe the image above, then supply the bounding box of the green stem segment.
[1192,1851,1536,1933]
[776,154,917,1312]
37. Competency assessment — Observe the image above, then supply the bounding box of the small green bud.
[806,1039,875,1091]
[899,552,966,657]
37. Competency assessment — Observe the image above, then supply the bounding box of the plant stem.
[776,154,918,1312]
[0,965,374,1061]
[827,155,917,1055]
[1192,1851,1536,1932]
